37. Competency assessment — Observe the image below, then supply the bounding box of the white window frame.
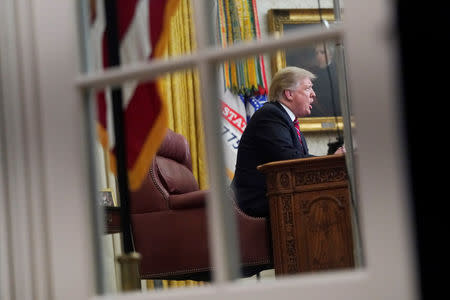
[0,0,420,299]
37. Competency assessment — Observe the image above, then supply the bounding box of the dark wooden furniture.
[257,153,354,275]
[105,206,121,234]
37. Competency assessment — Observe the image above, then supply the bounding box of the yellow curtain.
[160,0,208,189]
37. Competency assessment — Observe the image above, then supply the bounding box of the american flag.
[91,0,180,191]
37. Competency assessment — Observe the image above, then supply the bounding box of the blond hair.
[268,66,316,102]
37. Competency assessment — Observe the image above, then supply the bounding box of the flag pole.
[104,0,141,290]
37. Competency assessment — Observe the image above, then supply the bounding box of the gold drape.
[160,0,208,189]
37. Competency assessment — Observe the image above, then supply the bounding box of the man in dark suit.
[231,66,344,217]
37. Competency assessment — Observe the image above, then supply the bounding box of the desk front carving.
[258,154,354,275]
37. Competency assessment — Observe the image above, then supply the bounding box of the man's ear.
[283,89,292,100]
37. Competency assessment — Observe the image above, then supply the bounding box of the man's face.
[284,78,316,117]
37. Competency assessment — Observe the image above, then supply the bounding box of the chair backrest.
[157,129,193,171]
[154,130,199,195]
[130,129,198,213]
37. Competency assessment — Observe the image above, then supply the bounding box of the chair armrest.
[168,190,208,210]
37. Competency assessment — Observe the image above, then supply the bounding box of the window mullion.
[191,0,240,283]
[75,24,343,91]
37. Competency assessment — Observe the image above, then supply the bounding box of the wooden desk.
[258,153,354,275]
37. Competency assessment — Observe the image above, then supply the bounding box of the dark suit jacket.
[231,101,313,217]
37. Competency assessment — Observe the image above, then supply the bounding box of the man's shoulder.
[261,101,292,120]
[255,101,283,115]
[245,101,290,130]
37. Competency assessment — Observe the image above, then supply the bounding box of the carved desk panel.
[258,154,354,275]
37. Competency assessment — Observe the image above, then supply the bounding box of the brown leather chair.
[129,129,273,281]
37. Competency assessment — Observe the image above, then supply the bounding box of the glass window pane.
[217,45,362,275]
[90,71,213,293]
[89,72,275,295]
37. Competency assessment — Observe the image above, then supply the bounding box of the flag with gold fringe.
[217,0,268,181]
[91,0,180,191]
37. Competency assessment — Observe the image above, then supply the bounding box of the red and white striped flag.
[91,0,180,191]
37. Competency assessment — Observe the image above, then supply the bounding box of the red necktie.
[293,119,303,144]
